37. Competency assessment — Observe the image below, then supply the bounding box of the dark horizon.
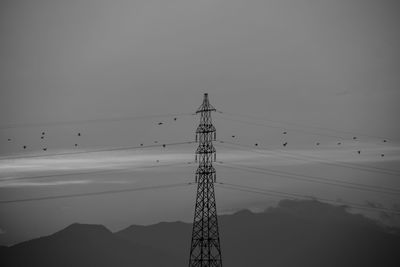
[2,199,400,266]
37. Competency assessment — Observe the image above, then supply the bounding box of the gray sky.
[1,0,400,245]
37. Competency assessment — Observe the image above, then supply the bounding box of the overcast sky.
[0,0,400,245]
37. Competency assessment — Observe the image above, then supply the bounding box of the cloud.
[0,142,398,184]
[0,150,192,177]
[0,179,138,188]
[0,180,94,188]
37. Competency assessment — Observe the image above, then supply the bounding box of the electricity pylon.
[189,93,222,267]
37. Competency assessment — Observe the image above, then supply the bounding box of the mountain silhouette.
[1,199,399,267]
[116,221,192,266]
[1,223,178,267]
[217,200,400,267]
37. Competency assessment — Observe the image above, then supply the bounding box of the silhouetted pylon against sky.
[189,93,222,267]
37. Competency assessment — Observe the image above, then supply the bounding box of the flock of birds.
[230,130,388,158]
[4,118,180,155]
[7,131,82,152]
[4,116,389,158]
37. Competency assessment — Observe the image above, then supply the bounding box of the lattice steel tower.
[189,93,222,267]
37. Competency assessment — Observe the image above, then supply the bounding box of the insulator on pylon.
[214,132,216,140]
[213,173,216,182]
[195,154,197,162]
[214,153,216,162]
[196,133,198,142]
[195,174,198,183]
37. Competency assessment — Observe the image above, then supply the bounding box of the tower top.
[196,93,216,114]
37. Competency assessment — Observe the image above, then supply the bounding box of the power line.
[0,112,194,130]
[215,161,400,196]
[0,182,195,204]
[217,110,392,141]
[215,182,400,215]
[218,140,400,176]
[0,140,195,161]
[216,113,343,139]
[216,140,400,177]
[0,161,195,182]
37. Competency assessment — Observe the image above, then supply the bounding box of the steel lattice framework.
[189,93,222,267]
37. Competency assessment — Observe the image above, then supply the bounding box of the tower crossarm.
[196,144,216,154]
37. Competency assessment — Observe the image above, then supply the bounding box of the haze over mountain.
[1,199,399,267]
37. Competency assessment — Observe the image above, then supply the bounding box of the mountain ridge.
[1,199,399,267]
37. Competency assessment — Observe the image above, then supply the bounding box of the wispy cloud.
[0,150,192,177]
[0,179,136,188]
[0,180,93,188]
[0,142,398,185]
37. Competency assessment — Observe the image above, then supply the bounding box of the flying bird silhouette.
[158,122,163,125]
[283,142,288,147]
